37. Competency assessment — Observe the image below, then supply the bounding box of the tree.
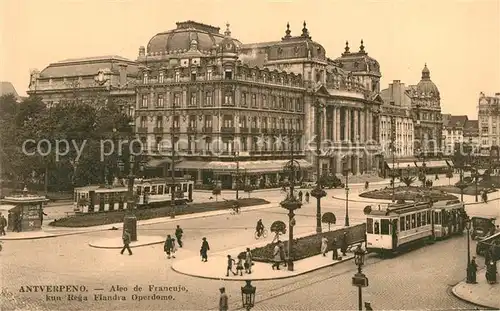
[244,185,254,198]
[446,170,453,185]
[321,212,336,231]
[212,187,221,201]
[270,220,287,242]
[401,176,415,187]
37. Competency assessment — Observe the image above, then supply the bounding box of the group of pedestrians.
[321,232,349,260]
[271,240,287,270]
[226,248,253,276]
[164,225,184,259]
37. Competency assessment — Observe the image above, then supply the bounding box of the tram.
[366,202,434,253]
[74,177,194,213]
[431,199,466,239]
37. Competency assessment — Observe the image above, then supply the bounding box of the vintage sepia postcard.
[1,0,499,310]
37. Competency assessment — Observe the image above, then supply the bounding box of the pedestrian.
[175,225,184,247]
[0,214,7,235]
[435,174,439,180]
[305,191,310,203]
[331,238,339,260]
[39,208,48,226]
[321,236,328,256]
[226,255,237,276]
[468,256,478,284]
[272,242,281,270]
[236,254,244,276]
[279,240,287,267]
[200,237,210,262]
[244,248,253,274]
[486,260,498,284]
[164,235,173,258]
[171,238,178,259]
[120,229,133,255]
[365,302,373,311]
[219,287,228,311]
[340,231,348,256]
[298,191,303,202]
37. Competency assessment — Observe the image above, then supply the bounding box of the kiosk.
[1,193,49,232]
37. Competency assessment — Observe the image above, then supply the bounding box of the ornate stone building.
[478,92,500,149]
[27,20,384,188]
[441,114,468,156]
[407,64,443,156]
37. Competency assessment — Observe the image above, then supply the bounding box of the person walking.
[305,191,310,203]
[164,235,173,259]
[175,225,184,248]
[486,260,498,284]
[219,287,228,311]
[468,256,478,284]
[236,254,244,276]
[340,232,348,256]
[39,208,48,226]
[171,238,178,259]
[244,248,253,274]
[0,214,7,235]
[331,238,339,260]
[120,229,133,255]
[298,191,303,202]
[271,242,281,270]
[200,237,210,262]
[279,240,287,267]
[226,255,237,276]
[321,236,329,256]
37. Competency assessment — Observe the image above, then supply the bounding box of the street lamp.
[280,131,302,271]
[465,218,473,283]
[472,168,479,202]
[343,156,350,227]
[234,150,240,200]
[169,99,179,219]
[123,122,138,242]
[241,280,256,311]
[313,99,326,233]
[390,116,396,202]
[352,246,369,311]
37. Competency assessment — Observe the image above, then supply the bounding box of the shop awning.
[175,159,312,173]
[176,160,210,170]
[420,160,449,168]
[145,158,172,168]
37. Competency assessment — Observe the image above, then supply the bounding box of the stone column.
[344,108,349,142]
[335,108,341,141]
[366,110,372,141]
[196,169,203,185]
[322,107,327,141]
[360,109,365,143]
[354,109,359,142]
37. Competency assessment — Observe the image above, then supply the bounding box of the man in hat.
[0,213,7,235]
[175,225,184,247]
[340,231,348,256]
[468,256,478,283]
[200,237,210,262]
[219,287,228,311]
[121,229,133,255]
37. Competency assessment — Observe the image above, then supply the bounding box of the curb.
[331,195,391,204]
[171,256,354,281]
[450,280,497,310]
[88,239,164,249]
[0,203,277,241]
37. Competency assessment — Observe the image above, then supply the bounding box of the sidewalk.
[0,202,277,241]
[451,268,500,309]
[171,230,355,281]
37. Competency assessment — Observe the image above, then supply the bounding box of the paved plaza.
[1,174,498,310]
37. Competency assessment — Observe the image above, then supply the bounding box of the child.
[236,254,244,276]
[226,255,236,277]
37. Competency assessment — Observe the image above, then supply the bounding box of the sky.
[1,0,499,119]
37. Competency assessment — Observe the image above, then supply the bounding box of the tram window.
[374,221,380,234]
[427,211,431,224]
[433,211,439,224]
[411,214,416,229]
[405,215,410,230]
[400,217,405,231]
[183,184,188,192]
[152,186,157,195]
[422,212,427,226]
[144,186,151,193]
[165,187,170,194]
[417,213,421,227]
[380,219,390,235]
[158,185,164,194]
[137,186,142,195]
[367,218,373,234]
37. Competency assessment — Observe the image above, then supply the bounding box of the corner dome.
[218,23,241,54]
[416,64,440,98]
[146,21,242,55]
[334,40,381,76]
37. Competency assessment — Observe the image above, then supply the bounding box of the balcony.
[221,127,235,133]
[137,127,148,134]
[187,127,197,133]
[203,127,213,133]
[251,128,259,134]
[261,128,268,134]
[171,127,180,133]
[240,127,249,133]
[153,127,164,134]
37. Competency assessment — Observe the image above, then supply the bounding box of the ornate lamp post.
[352,247,369,311]
[235,150,240,200]
[465,218,473,283]
[280,132,302,271]
[123,121,137,242]
[313,99,326,233]
[472,168,479,202]
[343,156,350,227]
[241,280,256,311]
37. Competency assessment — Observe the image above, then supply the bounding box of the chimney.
[139,46,145,57]
[118,64,128,86]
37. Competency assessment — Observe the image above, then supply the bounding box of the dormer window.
[143,73,149,84]
[158,72,164,83]
[175,71,180,82]
[225,70,232,80]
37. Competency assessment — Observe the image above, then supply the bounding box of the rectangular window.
[158,72,164,83]
[140,116,147,128]
[205,91,213,106]
[191,72,196,82]
[374,220,380,234]
[422,212,427,226]
[411,214,416,229]
[156,116,163,128]
[157,94,164,107]
[158,185,164,194]
[204,116,212,128]
[272,96,277,109]
[206,70,212,80]
[224,93,233,105]
[141,95,148,108]
[380,219,390,235]
[225,71,232,80]
[174,93,180,107]
[400,216,405,231]
[189,93,197,107]
[151,186,157,195]
[427,211,431,224]
[241,93,247,107]
[175,72,180,82]
[143,73,148,84]
[262,95,267,108]
[367,218,373,234]
[416,213,422,227]
[241,137,247,151]
[405,215,410,229]
[251,94,257,107]
[189,116,196,128]
[173,116,179,128]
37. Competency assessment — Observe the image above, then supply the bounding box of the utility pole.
[235,150,240,200]
[391,116,396,202]
[170,99,177,219]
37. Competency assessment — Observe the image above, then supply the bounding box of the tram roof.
[432,199,463,209]
[368,202,430,216]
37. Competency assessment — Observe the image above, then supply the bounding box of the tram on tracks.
[365,199,466,254]
[74,177,194,213]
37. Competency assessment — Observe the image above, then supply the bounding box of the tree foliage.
[401,176,416,187]
[321,212,336,231]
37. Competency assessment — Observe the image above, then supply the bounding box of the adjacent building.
[0,81,25,102]
[478,92,500,149]
[463,119,479,152]
[441,114,468,156]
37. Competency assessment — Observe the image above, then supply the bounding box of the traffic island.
[359,186,458,201]
[451,269,500,309]
[88,235,165,249]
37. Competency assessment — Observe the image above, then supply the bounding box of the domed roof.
[335,40,381,76]
[218,23,240,54]
[146,21,242,55]
[416,64,440,98]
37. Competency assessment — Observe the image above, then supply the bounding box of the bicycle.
[254,228,268,239]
